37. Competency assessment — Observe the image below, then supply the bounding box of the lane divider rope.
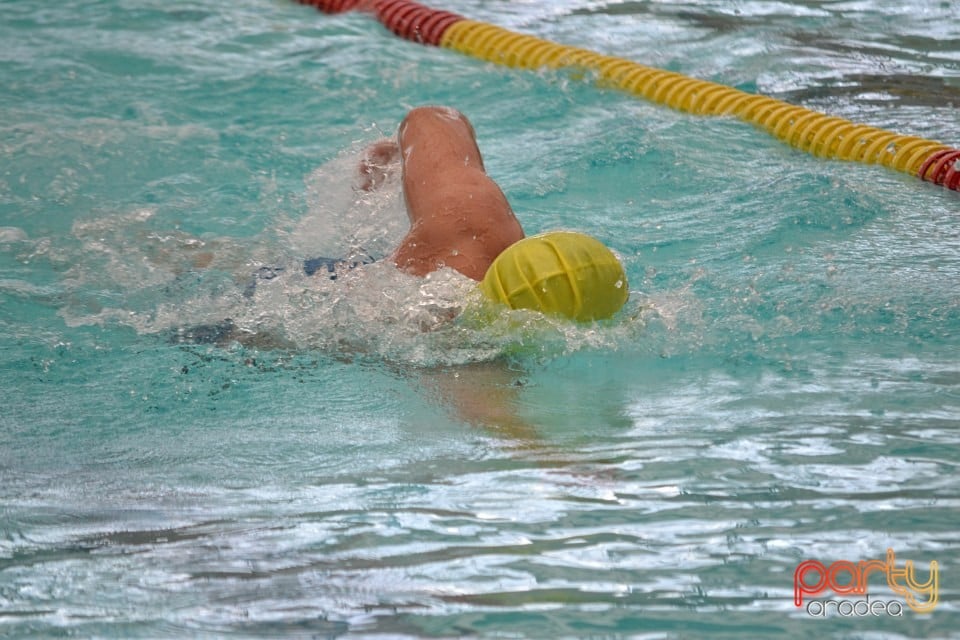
[296,0,960,193]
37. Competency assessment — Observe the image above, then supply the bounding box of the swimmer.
[171,106,627,345]
[363,106,629,323]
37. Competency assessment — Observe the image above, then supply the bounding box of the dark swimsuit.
[303,255,375,278]
[242,254,376,298]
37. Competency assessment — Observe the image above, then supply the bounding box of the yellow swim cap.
[479,231,628,322]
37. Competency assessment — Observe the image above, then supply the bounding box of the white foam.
[0,226,29,243]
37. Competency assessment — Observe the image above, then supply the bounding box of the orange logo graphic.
[794,549,938,616]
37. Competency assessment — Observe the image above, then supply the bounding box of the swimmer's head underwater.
[478,231,628,323]
[309,231,630,324]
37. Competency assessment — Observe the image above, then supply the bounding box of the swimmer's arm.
[358,139,400,192]
[392,174,522,280]
[416,361,540,444]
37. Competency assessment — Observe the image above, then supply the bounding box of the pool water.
[1,0,958,637]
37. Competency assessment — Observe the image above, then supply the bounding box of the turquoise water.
[2,0,959,637]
